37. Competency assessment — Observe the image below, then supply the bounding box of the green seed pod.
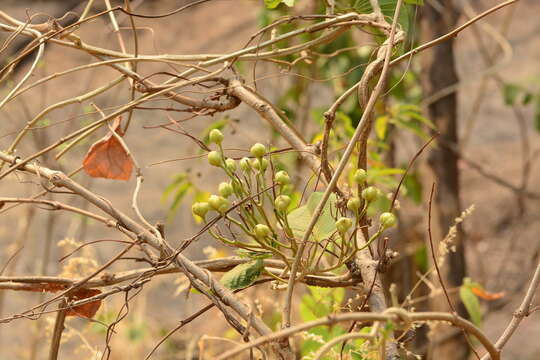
[209,129,224,145]
[250,143,267,158]
[336,217,353,234]
[218,182,233,198]
[361,186,379,203]
[274,170,290,186]
[252,158,268,172]
[347,197,361,213]
[207,151,222,167]
[380,212,397,228]
[254,224,271,239]
[240,157,252,173]
[274,195,291,212]
[192,202,209,218]
[225,158,237,172]
[208,195,230,213]
[353,169,368,184]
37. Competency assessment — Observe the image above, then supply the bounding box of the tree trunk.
[420,3,469,359]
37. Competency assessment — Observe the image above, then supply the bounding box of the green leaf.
[220,259,264,290]
[161,174,187,202]
[282,0,295,6]
[287,192,337,241]
[460,282,482,327]
[522,92,533,105]
[167,182,192,220]
[405,0,423,4]
[403,172,422,204]
[264,0,282,9]
[375,115,389,140]
[502,83,521,106]
[127,323,146,342]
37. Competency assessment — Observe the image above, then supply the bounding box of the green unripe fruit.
[347,197,361,213]
[252,158,268,172]
[336,217,353,234]
[250,143,267,158]
[361,186,379,203]
[209,129,224,144]
[353,169,368,184]
[225,158,237,172]
[207,151,222,167]
[274,195,291,212]
[254,224,271,239]
[208,195,230,214]
[218,182,233,198]
[274,170,290,185]
[240,157,252,173]
[380,212,397,228]
[192,202,209,218]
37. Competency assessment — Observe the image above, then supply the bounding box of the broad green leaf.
[522,92,533,105]
[375,115,389,140]
[403,172,422,204]
[287,192,337,241]
[282,0,295,6]
[337,111,355,137]
[220,259,264,290]
[502,83,521,106]
[264,0,282,9]
[460,282,482,327]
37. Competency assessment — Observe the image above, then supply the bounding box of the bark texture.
[420,3,469,359]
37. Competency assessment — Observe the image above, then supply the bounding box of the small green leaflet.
[287,192,337,241]
[460,279,482,327]
[220,259,264,290]
[264,0,295,9]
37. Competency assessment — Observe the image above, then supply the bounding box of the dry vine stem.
[0,0,527,358]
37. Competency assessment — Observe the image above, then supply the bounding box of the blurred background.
[0,0,539,359]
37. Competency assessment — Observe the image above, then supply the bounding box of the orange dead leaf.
[66,288,102,318]
[83,117,133,180]
[471,286,505,301]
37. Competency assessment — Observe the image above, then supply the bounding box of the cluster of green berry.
[191,129,397,274]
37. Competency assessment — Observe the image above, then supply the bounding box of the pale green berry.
[361,186,379,203]
[347,197,361,213]
[274,195,291,212]
[336,217,353,234]
[252,158,268,172]
[274,170,290,186]
[250,143,267,158]
[380,212,397,228]
[208,195,230,213]
[225,158,237,172]
[254,224,271,239]
[209,129,224,144]
[353,169,368,184]
[192,202,209,218]
[240,157,252,173]
[218,182,233,198]
[207,151,222,167]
